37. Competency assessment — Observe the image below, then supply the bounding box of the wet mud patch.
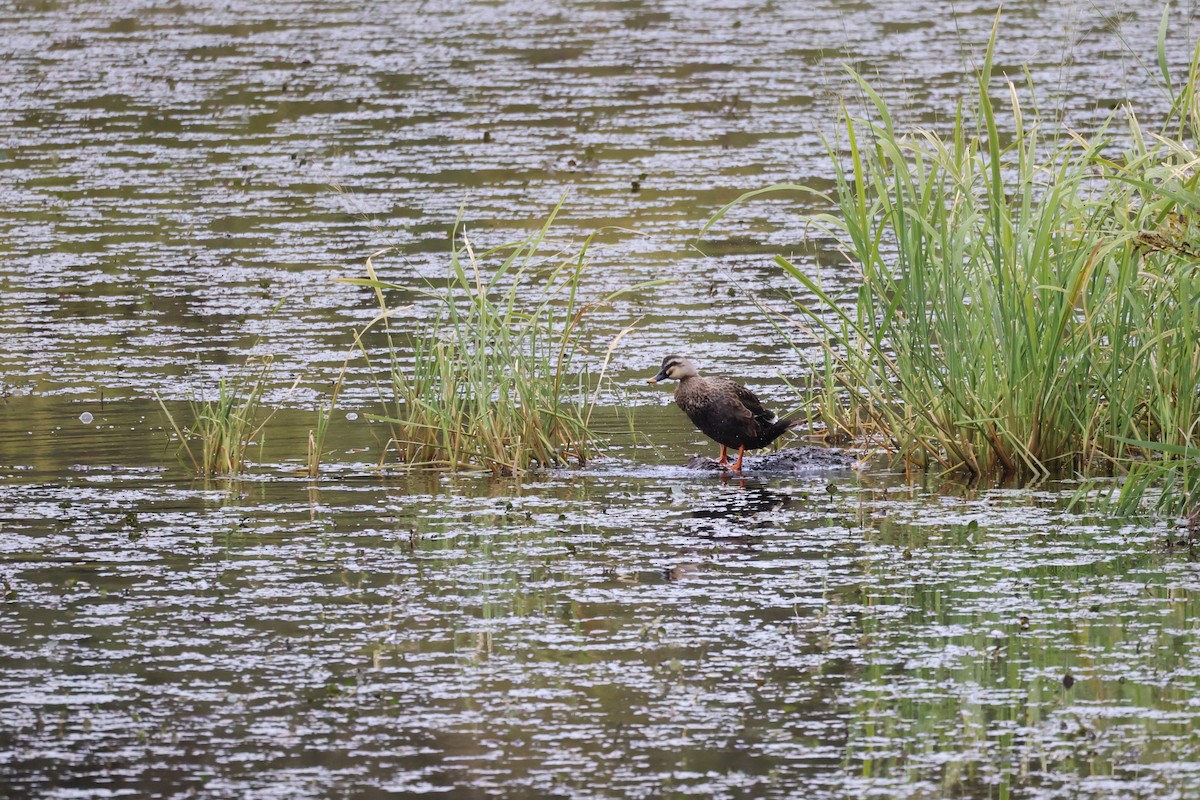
[684,446,859,473]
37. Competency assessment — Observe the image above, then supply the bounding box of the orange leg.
[731,445,746,472]
[717,445,728,466]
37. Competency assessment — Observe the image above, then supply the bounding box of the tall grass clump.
[347,205,652,476]
[707,12,1200,515]
[156,356,276,476]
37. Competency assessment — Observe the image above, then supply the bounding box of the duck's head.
[647,354,699,383]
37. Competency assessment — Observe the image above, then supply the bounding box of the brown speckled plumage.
[647,354,798,470]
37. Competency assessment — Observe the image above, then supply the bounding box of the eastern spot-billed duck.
[647,354,799,471]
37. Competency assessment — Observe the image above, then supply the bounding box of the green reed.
[346,204,653,476]
[706,11,1200,516]
[305,374,342,478]
[155,356,276,476]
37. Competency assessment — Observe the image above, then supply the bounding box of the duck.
[647,354,799,471]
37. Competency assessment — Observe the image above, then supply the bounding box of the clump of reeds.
[156,357,276,476]
[346,205,649,476]
[707,11,1200,515]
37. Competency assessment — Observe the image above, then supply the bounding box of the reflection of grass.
[347,204,655,476]
[707,11,1200,517]
[156,357,276,476]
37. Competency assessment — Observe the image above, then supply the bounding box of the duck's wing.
[726,380,777,426]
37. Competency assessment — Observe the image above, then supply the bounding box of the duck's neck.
[674,373,702,395]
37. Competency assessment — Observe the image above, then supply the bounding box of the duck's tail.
[753,416,802,449]
[780,416,804,437]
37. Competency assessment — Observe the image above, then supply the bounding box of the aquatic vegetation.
[706,12,1200,516]
[155,357,276,476]
[305,375,342,478]
[1112,437,1200,531]
[346,205,654,476]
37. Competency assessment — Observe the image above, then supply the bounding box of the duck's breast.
[675,378,756,447]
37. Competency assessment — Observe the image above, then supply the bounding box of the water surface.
[2,1,1200,797]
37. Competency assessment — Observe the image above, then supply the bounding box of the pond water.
[3,0,1200,797]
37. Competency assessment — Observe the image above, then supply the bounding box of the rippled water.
[3,432,1198,798]
[3,0,1197,397]
[3,0,1200,797]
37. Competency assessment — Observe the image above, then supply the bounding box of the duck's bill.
[646,369,669,383]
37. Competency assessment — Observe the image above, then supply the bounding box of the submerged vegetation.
[708,12,1200,517]
[344,206,651,476]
